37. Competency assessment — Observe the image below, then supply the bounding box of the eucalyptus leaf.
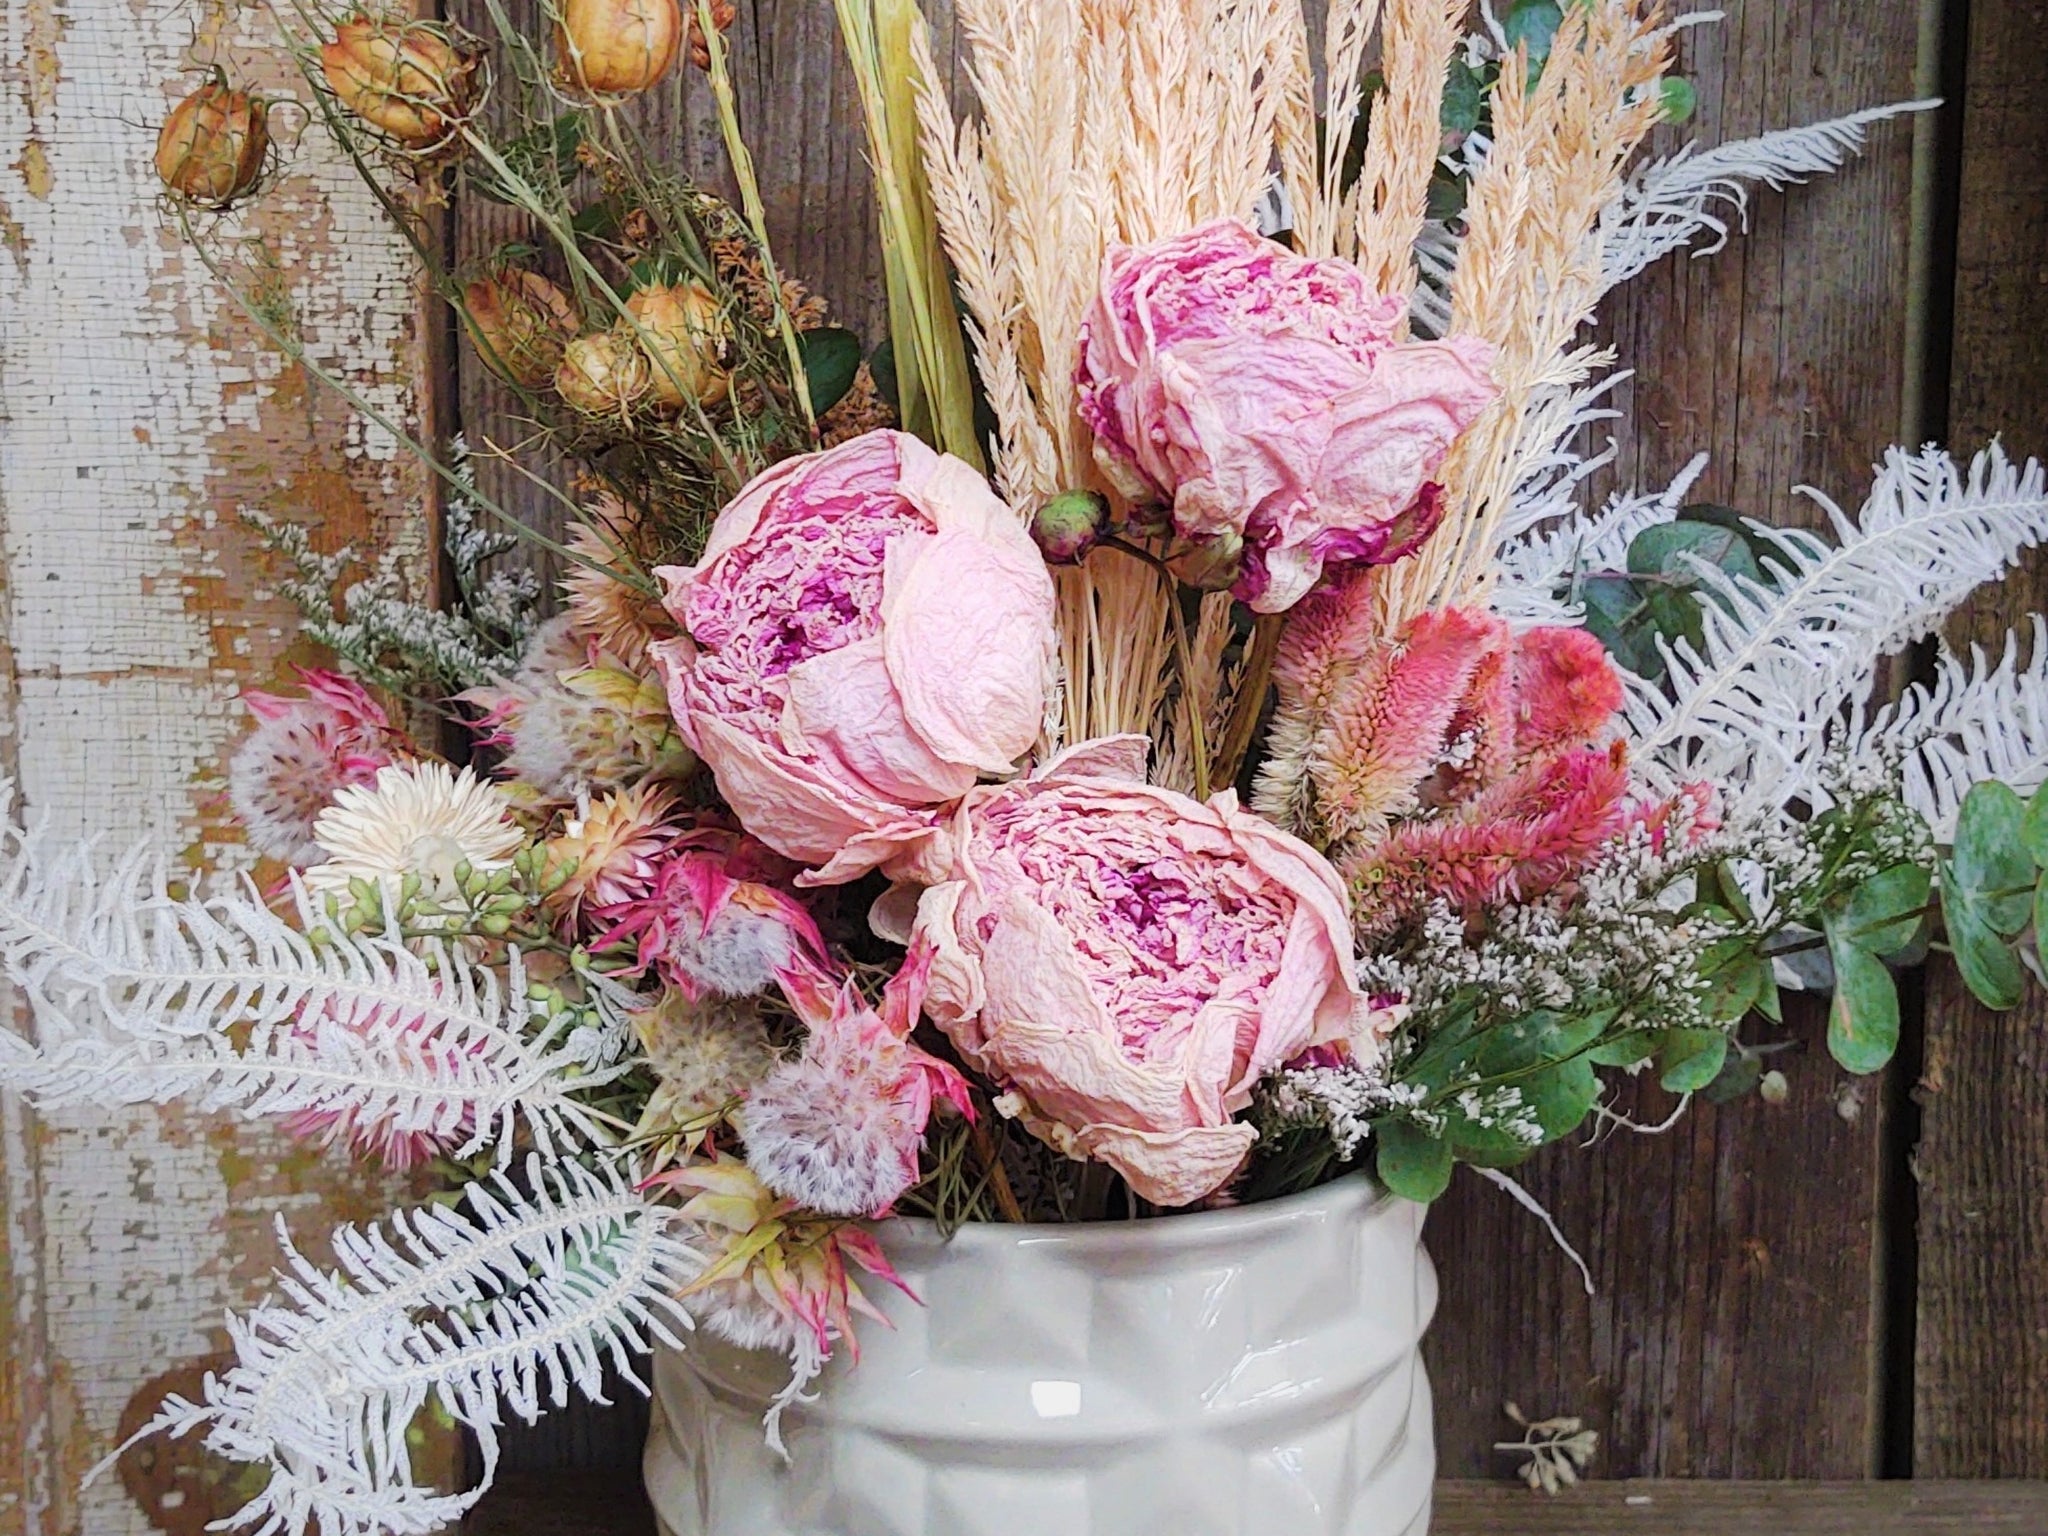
[1375,1119,1453,1203]
[797,327,863,416]
[2022,782,2048,865]
[1944,880,2026,1010]
[1824,926,1900,1073]
[1588,1030,1661,1067]
[1503,0,1563,70]
[1627,520,1762,585]
[868,338,900,411]
[1952,781,2034,933]
[1701,1050,1764,1105]
[1832,861,1933,958]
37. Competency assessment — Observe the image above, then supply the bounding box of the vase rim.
[881,1170,1402,1251]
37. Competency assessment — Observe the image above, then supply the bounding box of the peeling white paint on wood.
[0,0,429,1530]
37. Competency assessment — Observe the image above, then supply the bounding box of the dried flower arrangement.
[3,0,2045,1530]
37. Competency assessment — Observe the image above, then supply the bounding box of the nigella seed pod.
[462,268,579,391]
[625,281,729,411]
[684,0,739,70]
[320,14,480,150]
[554,0,684,96]
[155,80,270,207]
[556,328,653,418]
[1030,490,1110,565]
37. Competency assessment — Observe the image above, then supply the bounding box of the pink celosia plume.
[1076,218,1499,612]
[650,430,1058,884]
[228,668,402,864]
[743,944,973,1218]
[902,736,1377,1208]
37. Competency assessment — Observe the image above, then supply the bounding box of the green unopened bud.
[1171,531,1245,593]
[1030,490,1110,564]
[479,913,514,937]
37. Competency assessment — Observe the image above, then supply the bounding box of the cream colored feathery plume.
[1380,1,1671,626]
[1353,0,1465,298]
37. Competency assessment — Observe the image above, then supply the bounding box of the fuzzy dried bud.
[556,328,653,417]
[1030,490,1110,565]
[626,281,730,410]
[320,14,479,149]
[462,268,579,391]
[684,0,739,69]
[554,0,683,96]
[155,80,270,207]
[1171,530,1245,592]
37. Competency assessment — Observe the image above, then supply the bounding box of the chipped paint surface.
[0,0,430,1530]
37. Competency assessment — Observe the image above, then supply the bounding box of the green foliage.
[1939,780,2043,1010]
[1579,504,1780,681]
[1376,1119,1453,1203]
[797,327,864,416]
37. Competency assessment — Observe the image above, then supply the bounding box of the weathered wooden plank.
[0,3,438,1530]
[1425,0,1924,1479]
[460,1477,2048,1535]
[1912,0,2048,1479]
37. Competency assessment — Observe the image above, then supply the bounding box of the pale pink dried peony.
[901,737,1377,1208]
[1076,219,1499,613]
[742,945,973,1218]
[228,669,402,863]
[651,430,1058,883]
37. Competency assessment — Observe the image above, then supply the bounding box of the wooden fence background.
[3,0,2046,1531]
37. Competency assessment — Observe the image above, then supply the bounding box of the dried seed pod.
[155,80,270,207]
[556,328,653,418]
[462,268,579,391]
[555,0,683,95]
[625,281,729,411]
[684,0,738,70]
[320,14,480,149]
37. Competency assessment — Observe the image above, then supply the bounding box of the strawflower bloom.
[651,430,1058,883]
[305,759,525,899]
[228,669,403,864]
[903,736,1376,1208]
[595,828,827,999]
[742,946,973,1218]
[1076,219,1499,612]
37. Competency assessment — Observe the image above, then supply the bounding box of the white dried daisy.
[305,760,526,898]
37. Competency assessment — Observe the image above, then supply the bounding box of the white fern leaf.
[1622,444,2048,820]
[1600,100,1937,290]
[0,813,622,1158]
[1843,620,2048,840]
[109,1157,699,1536]
[1493,454,1711,627]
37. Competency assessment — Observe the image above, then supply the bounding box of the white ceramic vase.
[644,1174,1436,1536]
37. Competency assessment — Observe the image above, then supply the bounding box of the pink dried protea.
[1076,219,1499,613]
[742,945,973,1218]
[900,736,1377,1208]
[227,668,403,864]
[650,430,1058,884]
[540,781,681,928]
[594,827,828,999]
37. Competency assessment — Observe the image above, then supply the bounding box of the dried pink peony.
[228,668,402,864]
[901,737,1377,1208]
[743,945,973,1218]
[651,430,1058,884]
[595,827,828,999]
[1076,218,1499,612]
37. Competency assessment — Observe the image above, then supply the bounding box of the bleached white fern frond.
[1599,101,1937,290]
[0,812,622,1157]
[1622,445,2048,820]
[109,1156,698,1536]
[1493,453,1711,627]
[1841,620,2048,840]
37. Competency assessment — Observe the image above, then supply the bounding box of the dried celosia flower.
[304,760,526,899]
[554,0,683,96]
[155,78,270,207]
[902,736,1376,1208]
[595,828,826,999]
[1077,219,1498,612]
[741,946,972,1218]
[650,430,1057,883]
[228,669,404,864]
[540,781,679,924]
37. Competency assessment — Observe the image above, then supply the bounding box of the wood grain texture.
[0,3,439,1530]
[1426,0,1923,1479]
[460,1477,2048,1535]
[1912,0,2048,1479]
